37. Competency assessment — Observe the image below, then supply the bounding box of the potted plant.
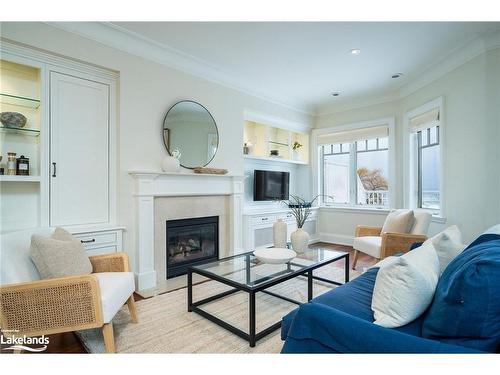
[284,194,332,252]
[292,141,302,161]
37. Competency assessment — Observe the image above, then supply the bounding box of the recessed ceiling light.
[331,92,340,97]
[350,48,361,55]
[391,73,403,79]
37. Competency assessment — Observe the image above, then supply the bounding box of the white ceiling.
[111,22,500,114]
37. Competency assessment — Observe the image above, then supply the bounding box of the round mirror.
[162,100,219,169]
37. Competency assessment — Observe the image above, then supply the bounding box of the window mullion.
[350,142,357,206]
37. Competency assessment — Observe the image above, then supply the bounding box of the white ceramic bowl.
[253,248,297,264]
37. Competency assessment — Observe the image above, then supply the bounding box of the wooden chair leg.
[352,250,359,270]
[127,295,138,323]
[102,323,116,353]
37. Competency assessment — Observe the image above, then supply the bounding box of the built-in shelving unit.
[0,59,42,232]
[244,120,309,164]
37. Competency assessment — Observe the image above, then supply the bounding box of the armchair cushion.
[381,209,414,234]
[422,234,500,352]
[30,227,92,279]
[352,236,381,258]
[95,272,135,323]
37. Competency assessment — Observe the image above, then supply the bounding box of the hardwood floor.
[5,243,376,354]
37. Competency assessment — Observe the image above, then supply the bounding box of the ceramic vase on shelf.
[291,227,310,253]
[161,148,181,172]
[273,219,287,248]
[292,150,300,161]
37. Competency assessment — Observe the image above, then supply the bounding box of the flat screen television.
[253,170,290,201]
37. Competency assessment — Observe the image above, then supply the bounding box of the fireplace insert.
[166,215,219,278]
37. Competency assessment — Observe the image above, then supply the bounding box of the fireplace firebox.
[166,216,219,278]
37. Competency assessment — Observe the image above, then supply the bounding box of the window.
[318,123,392,208]
[417,126,440,210]
[407,99,443,216]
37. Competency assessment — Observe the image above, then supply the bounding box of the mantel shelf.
[243,155,308,165]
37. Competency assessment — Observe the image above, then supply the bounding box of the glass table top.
[191,248,348,289]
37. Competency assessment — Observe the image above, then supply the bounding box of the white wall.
[0,22,313,269]
[315,49,500,243]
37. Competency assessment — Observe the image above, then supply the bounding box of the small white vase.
[273,219,287,248]
[291,228,310,253]
[162,155,180,172]
[292,150,300,161]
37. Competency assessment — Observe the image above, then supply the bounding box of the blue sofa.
[281,233,500,353]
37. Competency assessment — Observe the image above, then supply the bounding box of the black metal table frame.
[187,251,349,347]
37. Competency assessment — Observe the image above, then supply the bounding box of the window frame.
[404,97,445,220]
[312,117,396,210]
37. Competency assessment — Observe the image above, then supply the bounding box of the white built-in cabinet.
[49,72,111,226]
[0,41,122,251]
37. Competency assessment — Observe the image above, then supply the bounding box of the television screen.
[253,170,290,201]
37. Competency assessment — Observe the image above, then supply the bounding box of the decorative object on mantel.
[0,111,27,128]
[292,141,303,161]
[193,167,228,175]
[161,148,181,172]
[253,248,297,264]
[273,219,287,248]
[284,194,332,253]
[270,149,279,157]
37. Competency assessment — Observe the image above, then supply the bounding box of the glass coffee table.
[187,248,349,347]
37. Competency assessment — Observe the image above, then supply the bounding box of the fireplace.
[166,215,219,278]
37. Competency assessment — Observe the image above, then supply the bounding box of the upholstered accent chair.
[0,229,137,353]
[352,210,432,269]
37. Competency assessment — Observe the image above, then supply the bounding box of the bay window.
[318,121,393,208]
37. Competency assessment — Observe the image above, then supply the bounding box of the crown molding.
[44,22,314,116]
[243,109,312,132]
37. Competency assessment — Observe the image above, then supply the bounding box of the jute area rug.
[77,265,360,353]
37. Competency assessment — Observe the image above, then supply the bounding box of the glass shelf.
[0,125,40,137]
[268,140,289,147]
[0,93,41,109]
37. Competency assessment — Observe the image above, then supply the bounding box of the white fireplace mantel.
[129,171,244,291]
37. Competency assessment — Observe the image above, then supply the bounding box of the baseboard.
[135,270,157,292]
[318,232,354,246]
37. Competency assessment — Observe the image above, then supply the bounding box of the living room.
[1,1,499,373]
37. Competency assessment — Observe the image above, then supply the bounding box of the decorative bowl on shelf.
[0,112,27,128]
[253,248,297,264]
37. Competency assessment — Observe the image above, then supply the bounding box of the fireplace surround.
[129,171,244,291]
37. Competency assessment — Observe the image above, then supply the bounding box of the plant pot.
[291,228,310,253]
[273,219,287,248]
[162,155,180,172]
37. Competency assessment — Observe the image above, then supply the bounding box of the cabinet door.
[49,72,110,226]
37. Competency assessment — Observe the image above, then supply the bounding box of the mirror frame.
[162,100,219,169]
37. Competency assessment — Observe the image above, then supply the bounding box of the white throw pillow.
[483,224,500,235]
[371,240,439,328]
[381,209,415,234]
[431,225,466,274]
